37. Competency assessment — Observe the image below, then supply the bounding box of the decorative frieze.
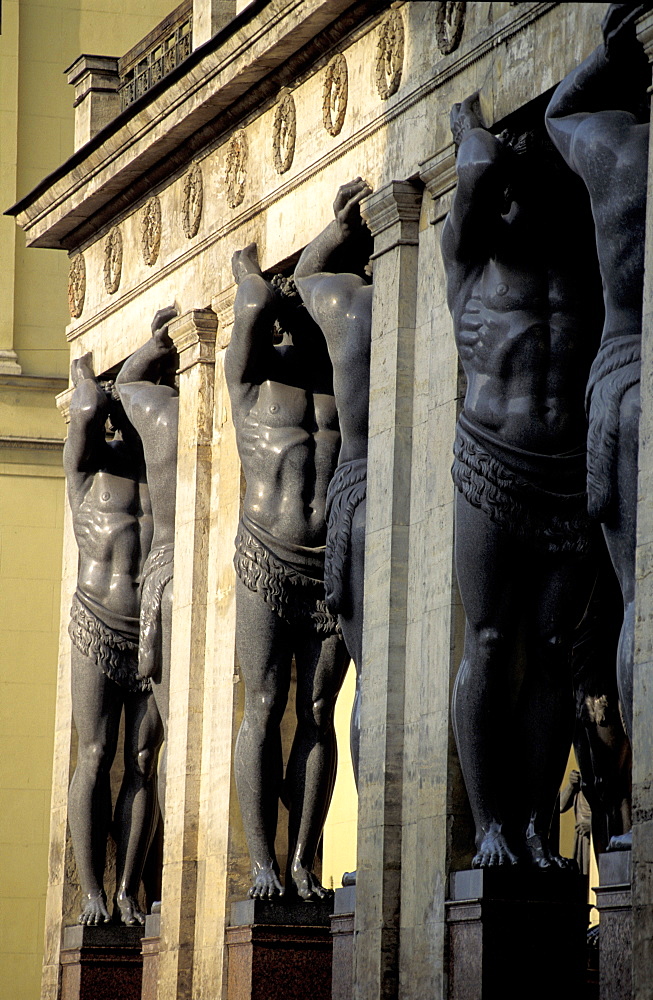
[68,254,86,318]
[103,228,123,294]
[375,7,404,100]
[182,164,203,238]
[435,1,466,55]
[322,53,348,137]
[141,196,162,266]
[225,130,248,209]
[272,88,296,174]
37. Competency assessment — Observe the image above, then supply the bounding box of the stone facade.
[9,2,652,998]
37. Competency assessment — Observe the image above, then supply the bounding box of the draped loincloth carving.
[324,458,367,615]
[452,411,593,555]
[234,515,339,636]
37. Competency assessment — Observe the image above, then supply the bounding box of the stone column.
[353,180,422,1000]
[156,309,217,1000]
[192,0,237,47]
[66,56,120,151]
[187,288,251,999]
[41,388,76,1000]
[632,13,653,1000]
[390,145,467,1000]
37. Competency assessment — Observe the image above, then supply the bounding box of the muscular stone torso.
[72,446,153,620]
[454,236,597,455]
[573,114,648,340]
[239,377,340,547]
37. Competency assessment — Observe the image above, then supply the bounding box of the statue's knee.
[79,740,112,777]
[133,746,157,780]
[474,627,506,661]
[247,689,284,729]
[311,697,331,733]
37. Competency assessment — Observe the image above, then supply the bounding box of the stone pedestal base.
[60,924,145,1000]
[595,852,632,1000]
[330,886,355,1000]
[446,868,587,1000]
[141,911,161,1000]
[226,898,333,1000]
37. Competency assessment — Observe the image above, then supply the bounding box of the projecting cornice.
[5,0,380,252]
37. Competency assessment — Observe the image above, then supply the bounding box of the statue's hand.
[602,3,648,60]
[450,91,484,148]
[151,304,179,346]
[71,352,95,386]
[333,177,373,236]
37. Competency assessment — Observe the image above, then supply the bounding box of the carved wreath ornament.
[141,196,162,266]
[435,2,466,55]
[375,8,404,100]
[182,163,203,238]
[273,89,296,174]
[323,53,348,137]
[103,227,123,295]
[68,253,86,318]
[226,130,248,209]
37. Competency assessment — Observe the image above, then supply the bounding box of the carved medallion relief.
[435,1,466,55]
[141,196,162,266]
[323,53,348,137]
[182,163,203,238]
[226,129,248,209]
[68,253,86,318]
[103,227,123,295]
[273,89,296,174]
[376,7,404,100]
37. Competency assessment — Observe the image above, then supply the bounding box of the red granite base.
[60,924,144,1000]
[226,899,333,1000]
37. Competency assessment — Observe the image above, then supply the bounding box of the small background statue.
[295,177,374,884]
[116,306,179,818]
[65,354,163,926]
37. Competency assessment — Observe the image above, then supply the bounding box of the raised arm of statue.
[115,306,178,387]
[545,4,649,169]
[441,94,508,282]
[225,242,278,416]
[64,354,109,496]
[295,178,372,339]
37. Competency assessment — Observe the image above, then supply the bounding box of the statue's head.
[270,273,304,344]
[498,127,566,211]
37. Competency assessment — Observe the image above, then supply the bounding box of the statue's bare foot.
[342,870,356,887]
[115,890,146,926]
[291,863,333,902]
[249,862,284,900]
[232,243,261,284]
[525,833,575,871]
[472,829,520,868]
[71,352,94,386]
[78,891,111,925]
[607,830,632,852]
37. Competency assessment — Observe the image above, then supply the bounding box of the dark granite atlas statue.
[65,355,163,926]
[225,243,349,901]
[294,178,373,797]
[115,307,179,816]
[442,93,604,868]
[546,1,651,851]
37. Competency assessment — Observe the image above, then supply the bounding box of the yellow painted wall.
[0,2,183,997]
[323,663,357,889]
